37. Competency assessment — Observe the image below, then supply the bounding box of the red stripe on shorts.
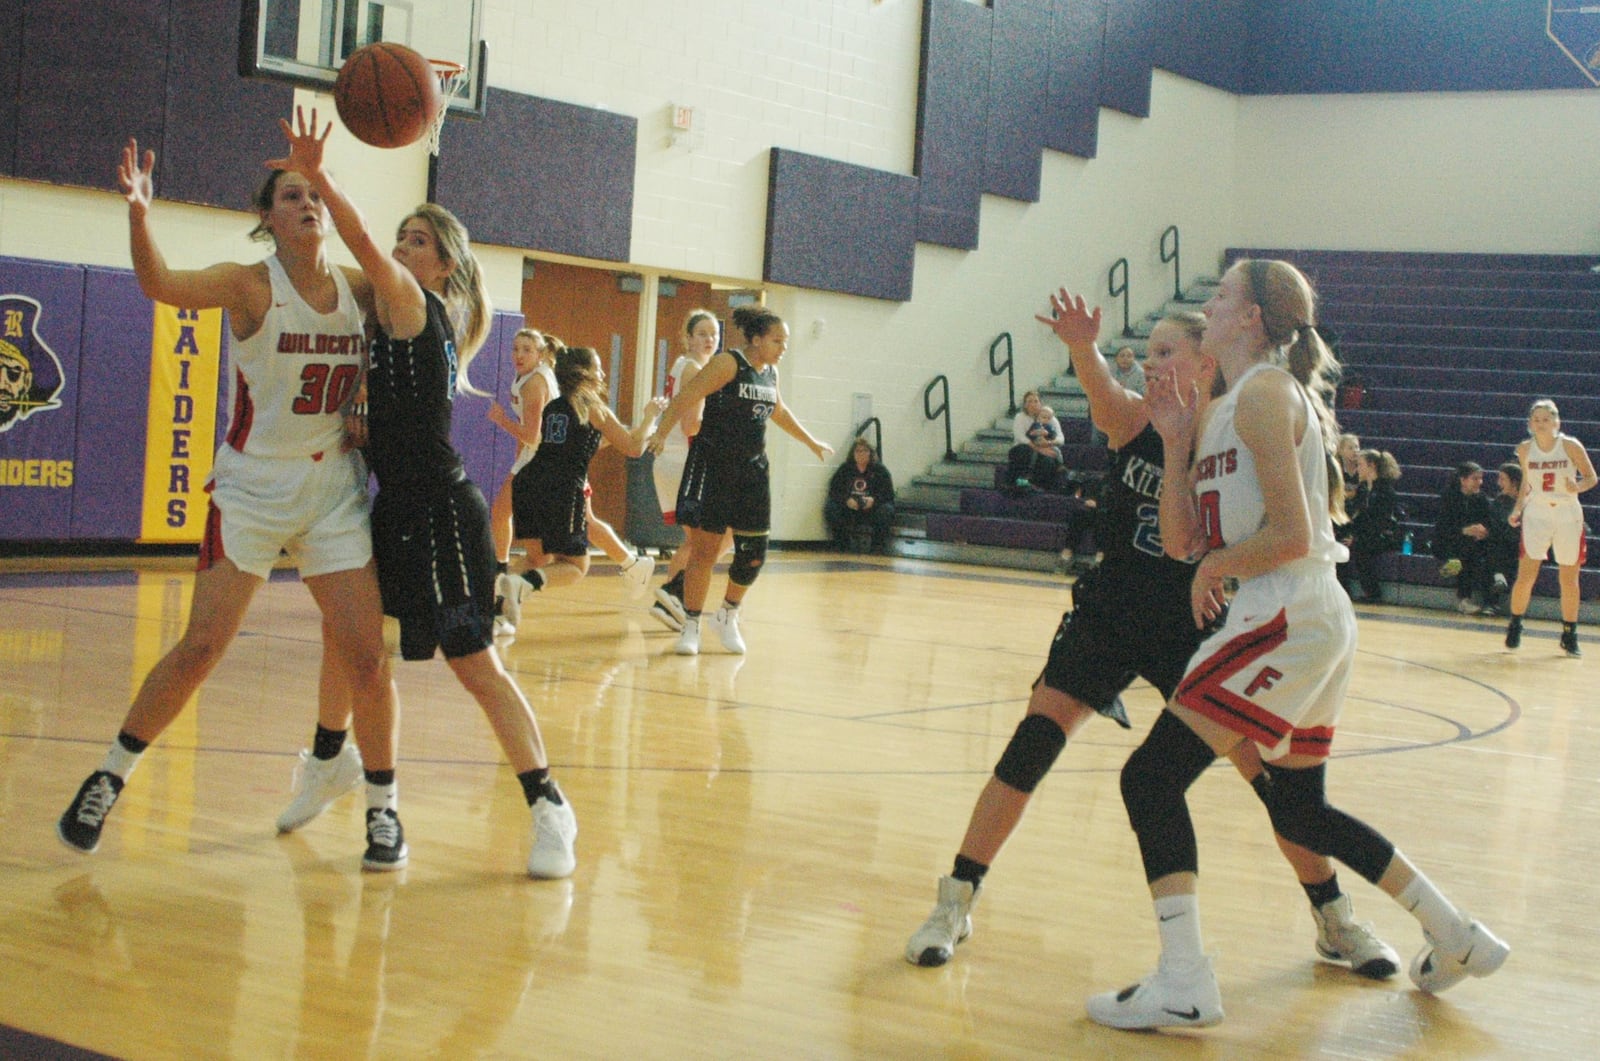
[1175,608,1292,747]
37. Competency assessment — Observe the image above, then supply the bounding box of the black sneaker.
[1505,618,1522,650]
[363,808,409,872]
[58,771,124,853]
[1561,629,1581,657]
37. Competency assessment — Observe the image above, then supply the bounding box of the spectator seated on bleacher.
[824,438,895,554]
[1109,346,1145,394]
[1007,390,1064,491]
[1434,461,1496,614]
[1337,449,1405,602]
[1483,461,1522,614]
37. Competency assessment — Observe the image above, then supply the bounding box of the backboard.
[1548,2,1600,85]
[239,0,487,116]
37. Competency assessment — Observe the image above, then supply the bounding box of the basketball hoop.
[427,58,467,156]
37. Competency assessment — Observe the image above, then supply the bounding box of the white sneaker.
[1456,598,1481,615]
[493,615,516,639]
[675,616,701,656]
[1409,919,1509,994]
[905,875,978,967]
[706,604,746,654]
[528,790,577,879]
[276,744,364,833]
[1312,895,1399,979]
[497,572,528,628]
[648,602,684,632]
[653,585,688,625]
[619,555,655,600]
[1087,955,1224,1030]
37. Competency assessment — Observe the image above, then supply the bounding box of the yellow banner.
[140,305,223,542]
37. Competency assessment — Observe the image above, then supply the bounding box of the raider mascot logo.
[0,295,65,433]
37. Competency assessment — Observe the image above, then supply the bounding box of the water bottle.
[1401,532,1413,555]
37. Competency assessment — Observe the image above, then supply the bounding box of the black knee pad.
[992,714,1067,793]
[1262,762,1395,885]
[1120,711,1216,882]
[728,533,767,587]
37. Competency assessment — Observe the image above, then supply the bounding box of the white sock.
[1153,894,1205,965]
[1397,871,1467,946]
[100,742,143,780]
[366,781,398,813]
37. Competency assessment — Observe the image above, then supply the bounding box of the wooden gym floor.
[0,552,1595,1059]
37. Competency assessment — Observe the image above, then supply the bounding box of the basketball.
[332,42,441,149]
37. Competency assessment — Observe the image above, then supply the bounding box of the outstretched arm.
[1034,287,1147,448]
[770,395,833,462]
[119,138,263,328]
[268,107,427,339]
[594,396,667,457]
[649,353,737,453]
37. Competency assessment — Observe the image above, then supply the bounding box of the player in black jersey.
[499,345,663,625]
[905,290,1397,981]
[274,108,577,879]
[647,305,833,655]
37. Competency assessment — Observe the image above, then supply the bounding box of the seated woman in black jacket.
[1339,449,1405,601]
[825,438,896,553]
[1434,460,1496,613]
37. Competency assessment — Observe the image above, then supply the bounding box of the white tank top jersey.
[1525,433,1581,506]
[509,363,559,473]
[1192,362,1344,566]
[661,354,703,449]
[223,255,365,459]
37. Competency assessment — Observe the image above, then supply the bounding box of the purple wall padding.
[433,89,635,263]
[984,0,1051,202]
[915,0,992,249]
[1043,0,1106,158]
[450,311,524,494]
[1100,0,1157,117]
[0,0,20,176]
[0,258,85,540]
[1246,0,1593,94]
[72,268,161,540]
[163,0,296,210]
[764,149,918,302]
[1157,0,1250,92]
[14,0,167,191]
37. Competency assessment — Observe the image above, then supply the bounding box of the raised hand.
[267,105,333,178]
[117,138,155,214]
[1143,362,1200,447]
[1033,287,1102,348]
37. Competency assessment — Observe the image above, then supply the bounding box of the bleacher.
[1255,248,1600,612]
[894,249,1600,618]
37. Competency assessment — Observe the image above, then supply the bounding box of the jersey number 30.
[293,363,361,415]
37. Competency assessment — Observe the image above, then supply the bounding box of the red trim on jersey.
[225,368,254,452]
[197,490,225,572]
[1175,609,1292,747]
[1288,726,1335,758]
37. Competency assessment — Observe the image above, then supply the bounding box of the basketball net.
[427,59,467,156]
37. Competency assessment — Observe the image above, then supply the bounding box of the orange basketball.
[333,42,442,149]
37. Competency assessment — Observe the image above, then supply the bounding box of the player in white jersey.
[59,138,403,871]
[489,328,558,634]
[1086,259,1507,1032]
[1503,399,1596,655]
[650,309,728,632]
